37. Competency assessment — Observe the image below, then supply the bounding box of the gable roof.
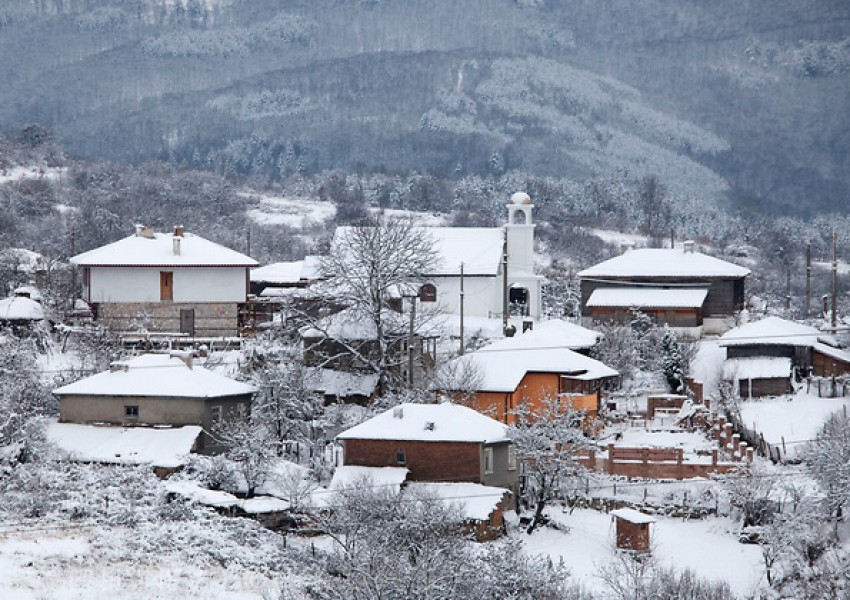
[53,353,257,398]
[337,402,510,444]
[476,319,601,352]
[0,296,46,321]
[587,288,708,309]
[71,231,257,267]
[445,344,619,394]
[332,225,503,277]
[251,256,321,284]
[578,248,750,279]
[718,316,829,348]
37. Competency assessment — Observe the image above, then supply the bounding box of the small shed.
[611,508,655,553]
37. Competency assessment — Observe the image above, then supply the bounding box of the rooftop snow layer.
[337,402,510,443]
[611,508,656,524]
[47,422,201,468]
[53,353,257,398]
[407,482,508,521]
[0,296,46,321]
[476,319,601,352]
[333,226,503,276]
[445,346,619,393]
[250,256,321,283]
[719,316,832,348]
[310,368,379,398]
[71,231,257,267]
[578,248,750,278]
[586,287,708,309]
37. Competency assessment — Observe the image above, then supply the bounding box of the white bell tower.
[506,192,535,277]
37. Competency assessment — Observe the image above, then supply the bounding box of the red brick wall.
[812,349,850,377]
[615,519,651,552]
[343,439,482,483]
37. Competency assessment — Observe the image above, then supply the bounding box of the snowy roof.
[718,316,831,348]
[611,508,655,524]
[445,346,619,393]
[578,248,750,279]
[70,230,258,267]
[250,256,321,284]
[330,466,409,491]
[0,296,46,321]
[332,226,503,277]
[406,482,508,521]
[723,357,792,380]
[337,402,510,444]
[586,288,708,309]
[47,422,201,468]
[476,319,601,352]
[300,307,410,340]
[53,353,257,398]
[310,368,379,398]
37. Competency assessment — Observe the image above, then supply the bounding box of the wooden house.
[71,225,258,337]
[53,353,257,453]
[336,402,519,499]
[438,321,620,423]
[719,316,850,396]
[578,242,750,334]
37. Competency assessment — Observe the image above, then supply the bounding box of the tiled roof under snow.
[578,248,750,278]
[0,296,46,321]
[53,353,257,398]
[586,288,708,309]
[406,482,508,521]
[71,231,257,267]
[719,316,829,348]
[337,402,510,444]
[251,256,321,284]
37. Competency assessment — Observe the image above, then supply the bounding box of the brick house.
[610,508,655,553]
[53,353,257,454]
[336,402,519,499]
[578,242,750,335]
[71,225,257,337]
[438,320,620,424]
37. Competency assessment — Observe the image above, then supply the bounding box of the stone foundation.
[95,302,239,337]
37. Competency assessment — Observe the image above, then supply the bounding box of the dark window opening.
[419,283,437,302]
[396,450,407,465]
[125,405,139,420]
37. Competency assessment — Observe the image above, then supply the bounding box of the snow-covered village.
[2,2,850,599]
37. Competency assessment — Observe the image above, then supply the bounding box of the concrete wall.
[87,266,249,303]
[57,393,252,453]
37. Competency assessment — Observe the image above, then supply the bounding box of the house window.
[484,447,494,474]
[418,283,437,302]
[125,405,139,420]
[396,450,407,465]
[160,271,173,301]
[236,403,247,419]
[507,445,517,471]
[210,405,223,423]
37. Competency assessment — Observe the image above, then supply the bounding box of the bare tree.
[807,409,850,530]
[509,398,593,534]
[305,215,439,395]
[211,417,276,498]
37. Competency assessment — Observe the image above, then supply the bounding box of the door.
[160,271,173,301]
[180,308,195,336]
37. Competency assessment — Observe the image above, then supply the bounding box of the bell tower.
[506,192,534,277]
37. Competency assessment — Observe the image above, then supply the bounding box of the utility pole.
[806,243,812,317]
[502,230,509,336]
[786,266,791,312]
[670,229,675,249]
[408,296,416,387]
[832,231,838,330]
[246,228,252,256]
[459,262,465,356]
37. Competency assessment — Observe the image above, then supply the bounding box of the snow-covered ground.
[0,165,66,185]
[738,392,850,458]
[240,192,336,227]
[517,507,765,597]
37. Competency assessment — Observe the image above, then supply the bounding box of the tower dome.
[511,192,532,205]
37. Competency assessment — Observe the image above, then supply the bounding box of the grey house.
[53,353,257,454]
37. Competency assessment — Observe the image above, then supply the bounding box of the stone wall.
[95,302,239,337]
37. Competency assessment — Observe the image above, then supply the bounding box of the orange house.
[440,342,620,425]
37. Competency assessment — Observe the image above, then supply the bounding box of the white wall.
[430,275,500,318]
[89,266,248,303]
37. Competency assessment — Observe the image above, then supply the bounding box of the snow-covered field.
[0,165,66,185]
[240,192,336,227]
[518,508,764,597]
[738,392,850,457]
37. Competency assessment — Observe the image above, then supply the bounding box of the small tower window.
[418,283,437,302]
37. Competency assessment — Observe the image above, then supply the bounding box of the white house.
[71,225,258,337]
